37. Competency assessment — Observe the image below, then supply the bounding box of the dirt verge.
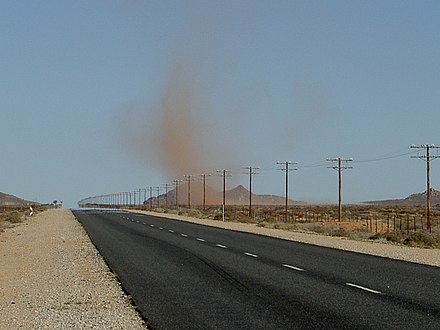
[0,208,146,329]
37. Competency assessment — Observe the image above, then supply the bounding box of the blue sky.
[1,0,439,208]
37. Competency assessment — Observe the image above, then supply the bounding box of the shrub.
[403,232,437,248]
[385,232,400,243]
[1,211,24,224]
[331,227,349,237]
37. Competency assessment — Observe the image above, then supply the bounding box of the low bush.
[1,211,24,224]
[403,232,437,248]
[331,227,349,237]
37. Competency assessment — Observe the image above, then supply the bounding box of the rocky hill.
[365,189,440,207]
[0,192,32,207]
[146,184,302,207]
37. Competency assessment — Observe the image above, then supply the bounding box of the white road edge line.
[216,244,227,249]
[244,252,258,258]
[346,283,381,294]
[196,238,205,242]
[282,264,304,271]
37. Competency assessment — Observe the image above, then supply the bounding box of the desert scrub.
[330,227,349,237]
[403,231,437,248]
[0,211,24,224]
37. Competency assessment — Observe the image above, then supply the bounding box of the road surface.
[73,209,440,329]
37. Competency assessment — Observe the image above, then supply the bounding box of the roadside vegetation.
[120,204,440,249]
[0,208,27,233]
[0,205,52,233]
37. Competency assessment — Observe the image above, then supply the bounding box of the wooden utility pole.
[149,187,153,208]
[173,180,182,207]
[156,187,161,208]
[183,175,194,208]
[242,166,259,217]
[411,144,439,232]
[216,170,231,221]
[162,184,169,208]
[200,174,211,210]
[277,161,297,221]
[327,157,353,222]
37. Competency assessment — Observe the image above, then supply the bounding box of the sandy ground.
[130,209,440,267]
[0,208,146,329]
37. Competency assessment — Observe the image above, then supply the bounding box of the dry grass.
[124,204,440,248]
[0,205,53,233]
[0,209,26,233]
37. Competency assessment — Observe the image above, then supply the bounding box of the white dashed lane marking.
[346,283,381,294]
[114,214,387,293]
[282,264,304,271]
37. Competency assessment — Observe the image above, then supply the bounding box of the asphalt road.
[72,209,440,329]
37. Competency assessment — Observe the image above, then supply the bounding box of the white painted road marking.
[282,264,304,271]
[346,283,381,294]
[169,230,174,233]
[150,225,154,227]
[244,252,258,258]
[181,234,188,237]
[196,238,205,242]
[216,244,227,249]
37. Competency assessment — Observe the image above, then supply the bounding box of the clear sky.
[1,0,439,208]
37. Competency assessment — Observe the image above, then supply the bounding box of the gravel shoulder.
[0,208,146,329]
[131,209,440,267]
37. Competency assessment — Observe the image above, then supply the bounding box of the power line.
[354,149,418,163]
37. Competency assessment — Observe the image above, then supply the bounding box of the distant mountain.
[365,189,440,207]
[145,184,302,207]
[0,192,32,207]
